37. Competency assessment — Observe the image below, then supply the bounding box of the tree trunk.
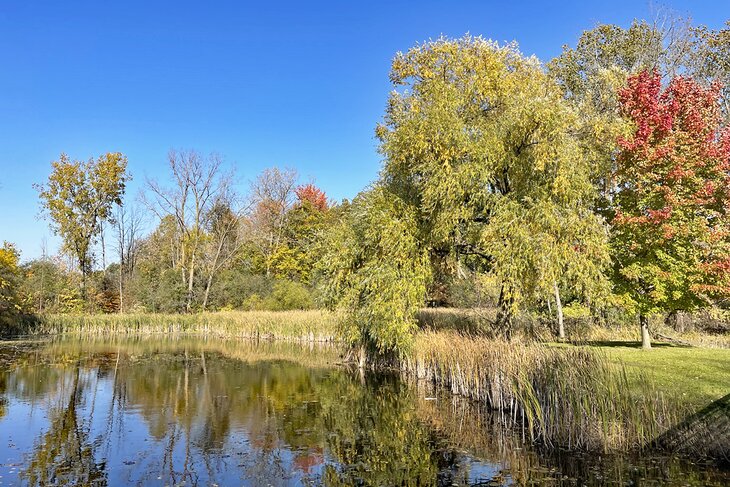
[496,285,513,340]
[118,260,124,314]
[640,314,652,350]
[186,261,195,313]
[202,273,213,311]
[553,281,565,341]
[80,270,87,303]
[100,224,106,273]
[665,310,685,333]
[202,236,226,312]
[39,265,45,313]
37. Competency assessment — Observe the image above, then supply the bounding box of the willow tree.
[319,187,430,361]
[375,36,608,337]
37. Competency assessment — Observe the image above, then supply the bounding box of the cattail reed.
[7,310,339,342]
[402,331,676,452]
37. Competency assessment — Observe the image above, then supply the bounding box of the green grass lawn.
[584,341,729,411]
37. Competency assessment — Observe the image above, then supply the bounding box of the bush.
[209,271,274,310]
[264,281,314,311]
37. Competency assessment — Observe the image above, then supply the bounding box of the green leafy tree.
[22,256,85,314]
[549,21,665,101]
[612,70,730,349]
[245,167,298,277]
[375,36,608,338]
[320,187,430,359]
[692,21,730,120]
[548,18,696,214]
[0,242,25,325]
[201,197,244,310]
[36,153,130,297]
[272,184,330,283]
[130,215,186,312]
[145,149,231,312]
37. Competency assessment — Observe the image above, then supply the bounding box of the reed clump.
[403,331,676,452]
[11,310,339,342]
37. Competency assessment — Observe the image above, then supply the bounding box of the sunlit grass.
[606,345,729,409]
[544,341,730,411]
[17,310,339,342]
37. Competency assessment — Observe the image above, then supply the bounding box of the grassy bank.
[602,344,730,409]
[8,310,339,342]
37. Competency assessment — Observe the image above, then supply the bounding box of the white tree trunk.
[553,281,565,340]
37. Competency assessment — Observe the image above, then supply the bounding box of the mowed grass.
[604,343,730,410]
[551,341,730,411]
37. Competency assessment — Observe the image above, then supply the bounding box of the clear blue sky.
[1,1,727,261]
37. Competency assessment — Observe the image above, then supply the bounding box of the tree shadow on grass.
[652,392,730,467]
[581,340,691,349]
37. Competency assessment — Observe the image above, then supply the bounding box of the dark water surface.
[0,337,726,486]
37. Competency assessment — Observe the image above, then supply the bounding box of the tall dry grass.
[403,331,676,451]
[10,310,338,342]
[418,307,730,348]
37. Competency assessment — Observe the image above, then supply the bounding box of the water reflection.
[0,337,726,486]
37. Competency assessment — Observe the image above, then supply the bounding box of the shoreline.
[2,311,728,464]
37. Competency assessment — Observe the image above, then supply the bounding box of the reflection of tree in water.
[1,340,727,487]
[5,343,471,485]
[315,373,471,486]
[21,363,107,486]
[0,368,7,419]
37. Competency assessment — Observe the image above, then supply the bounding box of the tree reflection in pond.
[0,338,726,486]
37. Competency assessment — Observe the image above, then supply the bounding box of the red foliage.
[614,69,730,300]
[295,183,328,211]
[293,451,323,473]
[617,70,730,221]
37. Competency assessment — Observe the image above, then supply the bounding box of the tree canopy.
[611,70,730,347]
[35,152,130,294]
[371,36,609,335]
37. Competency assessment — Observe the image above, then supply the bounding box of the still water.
[0,337,726,486]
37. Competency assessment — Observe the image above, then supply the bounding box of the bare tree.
[114,203,144,312]
[650,8,695,79]
[245,167,298,277]
[144,150,231,312]
[200,192,246,311]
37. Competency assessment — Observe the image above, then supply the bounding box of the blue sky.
[1,1,728,261]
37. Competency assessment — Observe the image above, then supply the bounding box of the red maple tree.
[612,70,730,347]
[295,183,328,211]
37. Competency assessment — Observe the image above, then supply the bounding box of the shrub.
[264,281,314,311]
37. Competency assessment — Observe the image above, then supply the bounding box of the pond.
[0,337,726,486]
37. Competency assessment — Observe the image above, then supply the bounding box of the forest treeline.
[7,158,335,315]
[2,18,730,353]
